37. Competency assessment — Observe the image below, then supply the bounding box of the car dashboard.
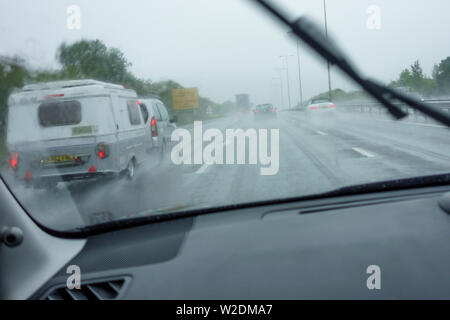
[25,184,450,300]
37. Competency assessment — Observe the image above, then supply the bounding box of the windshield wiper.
[251,0,450,127]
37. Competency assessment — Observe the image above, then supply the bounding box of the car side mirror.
[170,115,178,123]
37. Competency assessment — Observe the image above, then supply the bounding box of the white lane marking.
[371,118,447,129]
[194,135,235,174]
[195,163,209,174]
[316,130,327,136]
[352,147,375,158]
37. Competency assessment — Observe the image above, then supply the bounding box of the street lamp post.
[272,77,284,109]
[323,0,332,100]
[279,55,294,109]
[288,31,304,109]
[295,38,304,108]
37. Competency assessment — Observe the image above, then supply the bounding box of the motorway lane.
[1,110,449,230]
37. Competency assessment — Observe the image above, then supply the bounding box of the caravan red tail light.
[9,152,18,169]
[151,117,158,137]
[96,143,109,159]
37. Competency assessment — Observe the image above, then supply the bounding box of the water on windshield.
[0,0,449,231]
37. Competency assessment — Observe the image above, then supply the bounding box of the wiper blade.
[251,0,450,127]
[325,172,450,197]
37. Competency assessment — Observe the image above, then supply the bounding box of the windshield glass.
[1,0,449,232]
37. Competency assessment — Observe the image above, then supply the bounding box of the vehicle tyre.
[126,159,135,180]
[159,139,167,163]
[162,139,167,154]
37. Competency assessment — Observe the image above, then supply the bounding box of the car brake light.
[271,108,276,112]
[254,109,259,113]
[88,165,96,173]
[151,117,158,137]
[9,152,18,169]
[310,106,317,110]
[329,104,335,108]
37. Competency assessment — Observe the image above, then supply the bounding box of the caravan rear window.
[38,100,81,127]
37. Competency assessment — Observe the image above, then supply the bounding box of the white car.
[306,98,336,116]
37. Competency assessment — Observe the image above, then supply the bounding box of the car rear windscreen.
[38,100,81,127]
[312,99,330,104]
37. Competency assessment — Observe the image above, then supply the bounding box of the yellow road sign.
[172,88,199,110]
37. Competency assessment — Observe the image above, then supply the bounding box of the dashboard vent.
[43,277,129,300]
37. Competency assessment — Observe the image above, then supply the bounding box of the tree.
[148,80,183,114]
[0,56,30,132]
[390,60,437,96]
[434,57,450,94]
[56,39,131,83]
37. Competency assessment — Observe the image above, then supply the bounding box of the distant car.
[306,98,336,116]
[253,104,277,118]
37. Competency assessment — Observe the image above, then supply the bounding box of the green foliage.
[390,60,433,95]
[147,80,183,113]
[0,56,29,132]
[434,57,450,94]
[388,59,450,97]
[57,39,131,83]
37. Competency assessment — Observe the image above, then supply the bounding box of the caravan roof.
[22,79,124,91]
[9,80,137,107]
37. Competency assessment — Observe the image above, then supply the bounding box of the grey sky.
[1,0,450,106]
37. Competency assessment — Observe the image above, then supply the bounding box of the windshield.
[1,0,449,232]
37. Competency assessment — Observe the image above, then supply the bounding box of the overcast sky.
[1,0,450,107]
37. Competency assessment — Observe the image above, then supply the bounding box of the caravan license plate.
[46,154,74,163]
